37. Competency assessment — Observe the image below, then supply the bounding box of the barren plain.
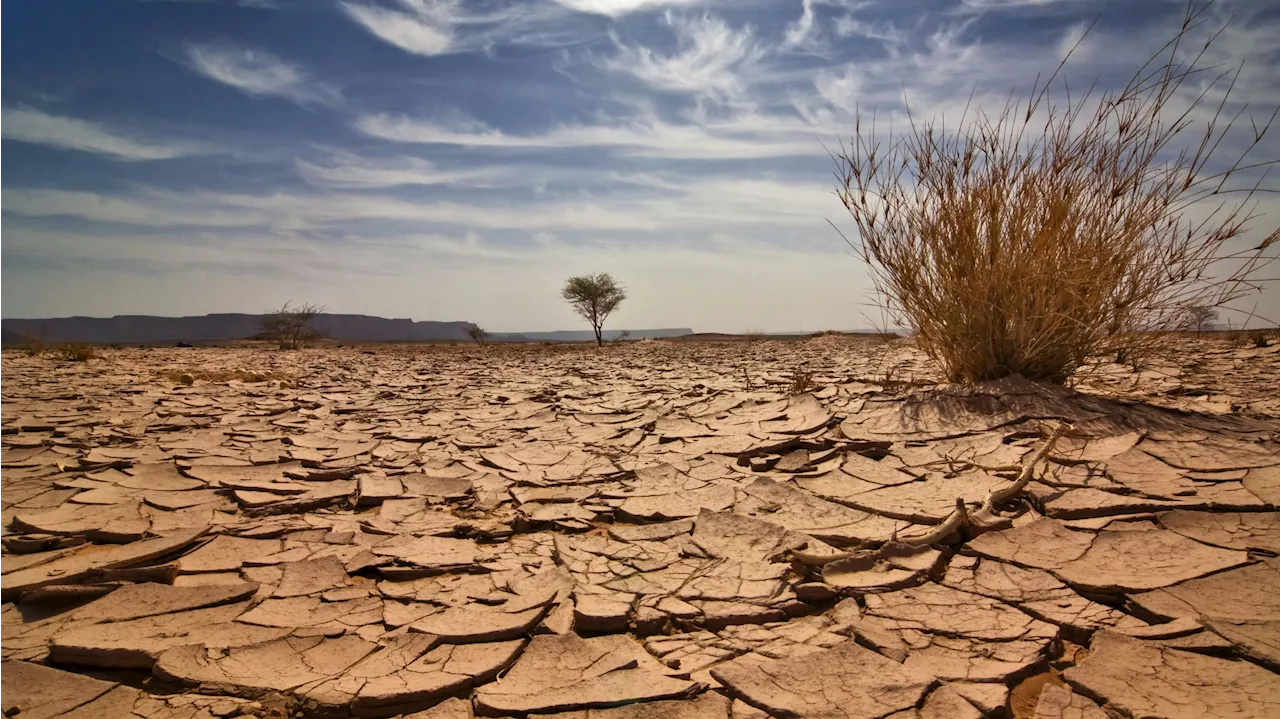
[3,335,1279,719]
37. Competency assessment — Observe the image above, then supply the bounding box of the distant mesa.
[0,314,692,346]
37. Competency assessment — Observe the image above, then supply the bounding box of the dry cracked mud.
[3,335,1279,718]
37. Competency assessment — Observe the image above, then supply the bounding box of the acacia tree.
[561,273,627,347]
[262,302,324,350]
[1182,305,1218,333]
[467,325,489,346]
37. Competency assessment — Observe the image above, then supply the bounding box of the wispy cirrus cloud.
[341,0,455,56]
[783,0,818,49]
[1,107,214,161]
[1,172,842,235]
[295,152,504,189]
[340,0,592,57]
[956,0,1080,11]
[604,13,764,100]
[183,42,339,106]
[551,0,700,17]
[353,111,830,159]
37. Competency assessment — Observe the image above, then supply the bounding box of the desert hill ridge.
[0,314,693,345]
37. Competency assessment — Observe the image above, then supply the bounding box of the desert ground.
[3,334,1279,719]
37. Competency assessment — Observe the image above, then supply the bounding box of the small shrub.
[834,5,1277,384]
[1247,330,1273,348]
[787,368,815,396]
[744,330,767,343]
[54,344,96,362]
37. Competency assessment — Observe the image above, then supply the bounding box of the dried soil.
[3,336,1278,718]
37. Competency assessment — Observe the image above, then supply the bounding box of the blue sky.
[3,0,1278,332]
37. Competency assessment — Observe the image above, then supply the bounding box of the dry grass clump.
[160,368,288,384]
[52,344,96,362]
[787,368,815,395]
[14,333,97,361]
[835,3,1277,384]
[1244,329,1275,348]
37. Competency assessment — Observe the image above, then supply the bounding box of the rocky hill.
[0,314,477,345]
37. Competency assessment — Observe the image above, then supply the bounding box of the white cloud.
[605,13,763,99]
[833,16,910,51]
[1,189,261,228]
[2,172,843,235]
[1,108,212,161]
[341,0,588,57]
[784,0,817,49]
[552,0,700,17]
[183,42,338,106]
[354,111,831,159]
[295,153,503,189]
[341,0,454,56]
[957,0,1062,10]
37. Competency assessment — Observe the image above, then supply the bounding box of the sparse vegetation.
[53,343,96,362]
[744,330,768,343]
[1246,329,1274,348]
[467,325,489,346]
[834,3,1278,384]
[561,273,627,347]
[16,332,47,357]
[787,368,815,395]
[262,302,324,350]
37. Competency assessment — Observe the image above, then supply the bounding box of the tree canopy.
[561,273,626,346]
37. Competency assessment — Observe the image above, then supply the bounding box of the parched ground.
[2,336,1279,719]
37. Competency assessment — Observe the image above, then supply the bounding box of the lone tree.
[467,325,489,346]
[1182,305,1218,333]
[262,302,324,350]
[561,273,627,347]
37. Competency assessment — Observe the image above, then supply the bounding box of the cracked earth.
[3,335,1279,719]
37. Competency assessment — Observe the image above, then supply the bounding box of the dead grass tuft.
[787,368,815,396]
[1245,329,1275,348]
[834,3,1277,384]
[52,344,96,362]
